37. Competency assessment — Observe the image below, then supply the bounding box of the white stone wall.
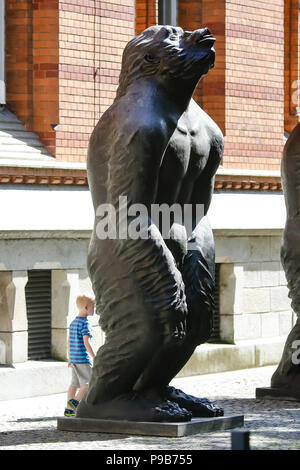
[0,233,103,364]
[215,231,295,344]
[51,267,104,362]
[0,228,295,364]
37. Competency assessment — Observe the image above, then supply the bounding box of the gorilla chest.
[156,121,211,204]
[159,119,209,183]
[168,124,209,172]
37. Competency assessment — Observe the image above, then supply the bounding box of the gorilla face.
[116,25,216,99]
[143,26,216,79]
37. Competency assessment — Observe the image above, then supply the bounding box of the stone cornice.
[215,173,282,191]
[0,166,88,185]
[0,164,282,191]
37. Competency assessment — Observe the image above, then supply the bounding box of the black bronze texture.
[76,25,224,422]
[270,122,300,394]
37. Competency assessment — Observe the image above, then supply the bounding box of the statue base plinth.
[57,415,244,437]
[256,387,300,401]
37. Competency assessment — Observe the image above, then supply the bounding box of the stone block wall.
[0,271,28,363]
[215,232,295,344]
[0,230,294,367]
[51,267,103,362]
[0,233,103,365]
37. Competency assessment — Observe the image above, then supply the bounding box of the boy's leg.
[75,384,88,401]
[65,387,79,416]
[67,385,78,403]
[73,363,92,402]
[65,365,80,409]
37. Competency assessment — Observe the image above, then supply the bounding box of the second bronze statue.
[76,25,224,422]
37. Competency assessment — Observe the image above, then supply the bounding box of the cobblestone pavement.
[0,365,300,450]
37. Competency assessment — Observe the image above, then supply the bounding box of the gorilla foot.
[157,400,192,422]
[76,393,192,423]
[165,386,224,417]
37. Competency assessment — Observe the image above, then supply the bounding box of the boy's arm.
[67,334,71,367]
[83,335,96,361]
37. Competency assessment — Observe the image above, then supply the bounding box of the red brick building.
[2,0,297,182]
[0,1,298,394]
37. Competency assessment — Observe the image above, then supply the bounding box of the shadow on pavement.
[11,417,61,423]
[1,397,300,449]
[0,425,129,447]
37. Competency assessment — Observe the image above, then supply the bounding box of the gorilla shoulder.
[113,101,169,150]
[189,98,224,150]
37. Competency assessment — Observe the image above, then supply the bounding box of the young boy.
[64,294,96,417]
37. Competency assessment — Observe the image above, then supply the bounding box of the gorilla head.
[116,25,216,99]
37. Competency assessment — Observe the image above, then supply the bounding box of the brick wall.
[5,0,135,162]
[4,0,296,171]
[135,1,226,135]
[136,0,286,169]
[201,0,226,136]
[284,0,299,134]
[6,0,59,156]
[6,0,33,131]
[32,0,59,156]
[178,0,203,119]
[224,0,285,170]
[136,0,157,35]
[56,0,135,162]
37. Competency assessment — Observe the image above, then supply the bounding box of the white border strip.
[0,157,87,170]
[217,167,281,178]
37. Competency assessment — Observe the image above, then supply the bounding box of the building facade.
[0,1,299,384]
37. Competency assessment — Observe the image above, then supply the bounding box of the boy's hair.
[76,294,95,310]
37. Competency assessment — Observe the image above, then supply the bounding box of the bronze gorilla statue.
[76,25,224,422]
[270,122,300,395]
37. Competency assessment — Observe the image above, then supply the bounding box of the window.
[25,270,52,360]
[158,0,178,26]
[0,0,5,104]
[207,263,221,343]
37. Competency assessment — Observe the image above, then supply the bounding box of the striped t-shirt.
[69,316,93,364]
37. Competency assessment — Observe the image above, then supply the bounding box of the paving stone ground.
[0,365,300,450]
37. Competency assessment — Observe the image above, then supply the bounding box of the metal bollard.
[231,430,251,450]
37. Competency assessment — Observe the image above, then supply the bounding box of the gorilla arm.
[88,119,188,345]
[181,133,223,343]
[188,131,223,264]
